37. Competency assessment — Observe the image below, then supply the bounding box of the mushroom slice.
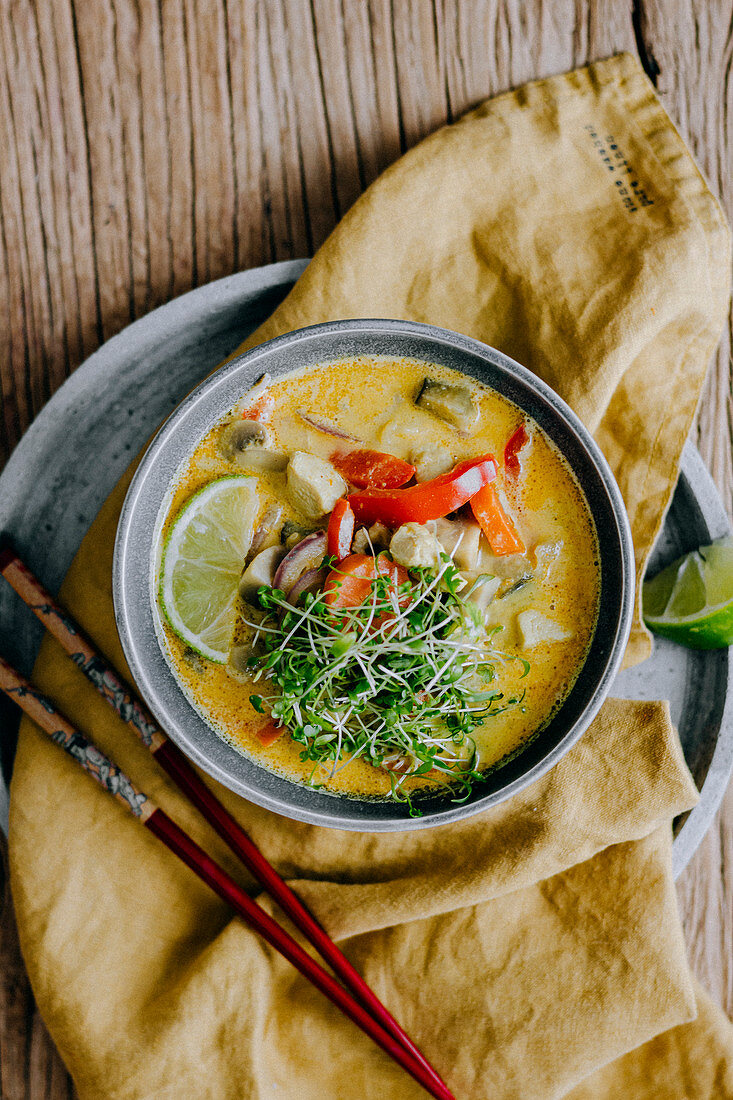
[182,647,208,676]
[281,519,316,549]
[352,527,369,554]
[235,450,289,474]
[353,522,392,555]
[415,377,479,432]
[239,545,285,603]
[219,418,270,460]
[227,644,252,684]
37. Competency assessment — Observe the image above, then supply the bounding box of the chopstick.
[0,656,451,1100]
[0,545,453,1099]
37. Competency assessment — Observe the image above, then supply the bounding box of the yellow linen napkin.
[9,53,733,1099]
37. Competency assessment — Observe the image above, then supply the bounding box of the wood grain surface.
[0,1,731,1095]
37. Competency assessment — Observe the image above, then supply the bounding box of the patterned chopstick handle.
[0,545,165,751]
[0,656,154,822]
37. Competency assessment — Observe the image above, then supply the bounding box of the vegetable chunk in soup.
[156,357,600,812]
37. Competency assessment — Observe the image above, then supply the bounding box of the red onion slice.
[287,567,328,605]
[273,531,327,594]
[380,752,419,774]
[297,409,362,443]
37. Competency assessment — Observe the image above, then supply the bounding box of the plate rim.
[670,441,733,877]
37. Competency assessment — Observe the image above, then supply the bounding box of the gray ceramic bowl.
[113,319,634,830]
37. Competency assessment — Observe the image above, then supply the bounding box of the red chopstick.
[0,545,453,1099]
[0,656,452,1100]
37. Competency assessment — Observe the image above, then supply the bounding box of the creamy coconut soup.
[156,357,600,809]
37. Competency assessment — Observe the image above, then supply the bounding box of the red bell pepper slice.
[331,449,415,490]
[255,719,286,747]
[504,423,529,475]
[471,483,525,555]
[347,454,498,528]
[326,498,355,561]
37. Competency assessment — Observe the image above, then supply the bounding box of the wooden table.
[0,2,731,1095]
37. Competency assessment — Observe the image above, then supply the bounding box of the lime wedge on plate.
[643,536,733,649]
[160,477,259,661]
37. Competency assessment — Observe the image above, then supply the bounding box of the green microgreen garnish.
[243,554,526,814]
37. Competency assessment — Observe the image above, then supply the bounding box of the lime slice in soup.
[643,536,733,649]
[160,476,259,661]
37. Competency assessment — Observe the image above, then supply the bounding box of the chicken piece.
[378,403,427,457]
[389,522,443,571]
[238,545,284,602]
[410,444,455,482]
[286,451,347,519]
[352,528,368,554]
[432,518,482,572]
[517,610,572,647]
[476,535,533,580]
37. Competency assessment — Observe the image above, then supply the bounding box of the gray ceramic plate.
[0,262,731,870]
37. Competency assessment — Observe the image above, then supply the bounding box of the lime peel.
[643,536,733,650]
[160,476,260,662]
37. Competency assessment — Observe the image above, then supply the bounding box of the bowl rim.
[113,318,635,831]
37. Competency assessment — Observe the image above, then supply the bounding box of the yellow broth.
[157,357,600,801]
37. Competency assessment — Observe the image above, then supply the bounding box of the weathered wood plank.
[135,0,174,310]
[650,0,733,502]
[73,0,135,339]
[338,1,403,187]
[0,1,731,1094]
